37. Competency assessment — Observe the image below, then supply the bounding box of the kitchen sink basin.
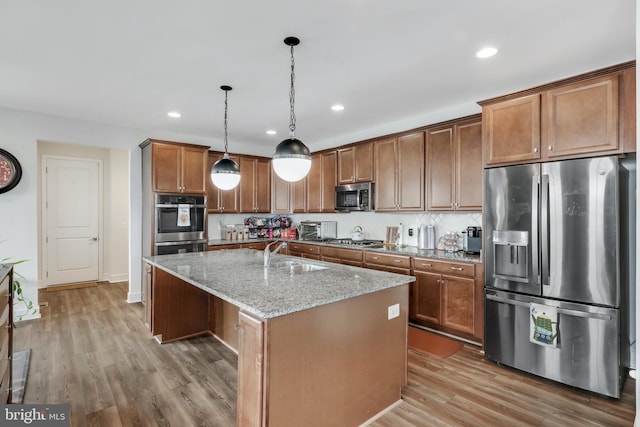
[269,260,329,274]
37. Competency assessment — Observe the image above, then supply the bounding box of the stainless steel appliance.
[297,221,338,240]
[484,156,635,398]
[463,226,482,255]
[335,182,374,212]
[326,238,384,248]
[417,225,435,250]
[154,193,207,254]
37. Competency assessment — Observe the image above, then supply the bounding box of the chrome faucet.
[264,240,288,267]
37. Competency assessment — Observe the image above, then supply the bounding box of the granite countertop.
[207,238,482,263]
[144,250,415,320]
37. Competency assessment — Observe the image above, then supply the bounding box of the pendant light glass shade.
[272,36,312,182]
[211,85,241,190]
[211,152,241,190]
[273,138,312,182]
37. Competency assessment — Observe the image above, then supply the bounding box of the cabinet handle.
[450,267,463,271]
[421,263,432,267]
[393,259,401,263]
[533,147,538,153]
[548,146,553,151]
[371,256,379,260]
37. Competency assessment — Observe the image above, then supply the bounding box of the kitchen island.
[144,249,414,427]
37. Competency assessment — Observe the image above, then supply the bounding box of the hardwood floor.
[13,282,636,426]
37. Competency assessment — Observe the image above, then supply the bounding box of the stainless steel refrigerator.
[484,155,635,398]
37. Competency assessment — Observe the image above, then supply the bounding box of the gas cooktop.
[326,238,385,248]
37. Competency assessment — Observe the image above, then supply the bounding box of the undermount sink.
[269,260,329,274]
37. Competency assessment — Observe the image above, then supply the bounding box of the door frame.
[41,154,104,287]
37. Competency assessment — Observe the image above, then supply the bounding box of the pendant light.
[211,85,241,190]
[272,36,312,182]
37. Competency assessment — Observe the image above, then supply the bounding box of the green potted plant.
[1,257,36,321]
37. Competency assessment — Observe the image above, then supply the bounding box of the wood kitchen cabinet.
[411,258,477,339]
[337,142,374,184]
[206,151,239,213]
[426,117,482,211]
[321,246,363,267]
[272,169,291,214]
[287,242,321,260]
[146,140,208,194]
[363,251,411,275]
[306,151,337,213]
[292,178,307,213]
[481,63,636,167]
[239,156,271,213]
[374,133,424,211]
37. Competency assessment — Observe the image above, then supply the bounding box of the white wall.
[209,211,482,247]
[0,107,221,315]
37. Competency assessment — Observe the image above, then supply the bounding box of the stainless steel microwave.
[335,182,374,212]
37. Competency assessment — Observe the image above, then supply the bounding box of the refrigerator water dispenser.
[493,230,528,283]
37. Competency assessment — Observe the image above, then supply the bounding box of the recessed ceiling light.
[476,47,498,59]
[167,111,181,118]
[266,130,277,135]
[331,104,345,111]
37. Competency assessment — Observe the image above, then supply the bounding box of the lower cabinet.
[412,257,481,341]
[321,246,363,267]
[287,242,321,260]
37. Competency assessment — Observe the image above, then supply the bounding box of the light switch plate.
[388,303,400,320]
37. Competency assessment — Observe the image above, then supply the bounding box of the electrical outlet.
[388,303,400,320]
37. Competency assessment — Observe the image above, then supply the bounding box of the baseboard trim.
[103,273,128,283]
[127,291,142,303]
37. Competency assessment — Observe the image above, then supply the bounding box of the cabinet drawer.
[321,247,363,262]
[288,243,320,255]
[413,257,476,278]
[364,252,411,269]
[240,242,268,251]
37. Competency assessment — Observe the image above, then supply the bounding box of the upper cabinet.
[272,168,291,214]
[206,152,239,213]
[337,142,374,184]
[306,152,337,213]
[374,133,424,212]
[481,62,636,167]
[239,157,271,213]
[426,117,482,211]
[149,141,208,194]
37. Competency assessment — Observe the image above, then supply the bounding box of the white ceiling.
[0,1,635,155]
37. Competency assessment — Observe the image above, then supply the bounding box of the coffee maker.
[463,226,482,255]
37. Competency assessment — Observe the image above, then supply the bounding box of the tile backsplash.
[209,211,482,246]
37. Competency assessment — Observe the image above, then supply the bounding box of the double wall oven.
[154,194,207,255]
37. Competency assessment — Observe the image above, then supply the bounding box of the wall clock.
[0,149,22,194]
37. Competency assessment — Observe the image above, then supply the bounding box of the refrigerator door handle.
[540,174,550,287]
[531,176,540,284]
[486,294,613,321]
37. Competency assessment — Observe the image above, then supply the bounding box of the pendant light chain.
[289,44,296,138]
[223,89,229,154]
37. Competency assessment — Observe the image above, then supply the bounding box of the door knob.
[90,237,99,241]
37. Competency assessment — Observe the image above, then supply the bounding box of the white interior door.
[45,157,101,285]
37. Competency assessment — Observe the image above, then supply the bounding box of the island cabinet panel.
[263,285,408,427]
[151,268,210,342]
[206,152,239,213]
[210,296,240,352]
[150,141,208,194]
[237,311,265,427]
[321,246,363,267]
[411,258,477,340]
